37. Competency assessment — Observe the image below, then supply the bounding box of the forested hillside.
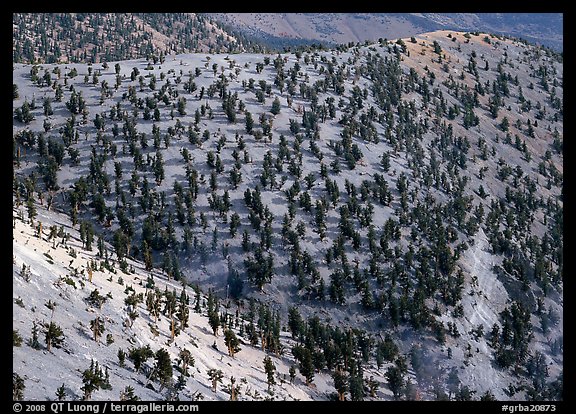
[13,30,563,401]
[12,13,267,64]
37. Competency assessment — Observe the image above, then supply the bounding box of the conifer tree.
[224,329,241,358]
[43,321,65,352]
[207,369,224,393]
[55,383,66,401]
[154,348,173,391]
[333,368,348,401]
[13,373,25,400]
[263,355,276,390]
[90,317,105,342]
[271,96,281,115]
[120,386,140,401]
[293,345,315,385]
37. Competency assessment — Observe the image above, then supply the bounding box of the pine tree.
[333,369,348,401]
[271,96,281,115]
[367,376,379,398]
[13,373,25,400]
[193,285,202,313]
[263,355,276,390]
[177,297,189,331]
[293,345,315,385]
[120,386,140,401]
[289,365,296,383]
[26,197,37,224]
[177,97,187,115]
[28,321,41,350]
[178,349,194,376]
[227,376,241,401]
[154,348,173,391]
[314,201,327,240]
[207,291,220,336]
[348,362,365,401]
[146,290,162,323]
[245,111,254,134]
[81,360,109,400]
[55,383,66,401]
[224,329,241,358]
[13,330,23,347]
[117,348,126,368]
[128,345,153,373]
[385,364,405,400]
[43,321,65,352]
[163,289,178,341]
[90,317,105,342]
[207,369,224,392]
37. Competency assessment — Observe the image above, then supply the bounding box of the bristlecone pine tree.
[333,368,348,401]
[13,373,25,400]
[90,317,105,342]
[263,355,276,391]
[227,376,240,401]
[207,292,220,336]
[43,321,64,352]
[81,359,109,400]
[154,348,173,391]
[128,345,153,374]
[207,368,224,393]
[224,329,241,358]
[120,385,140,401]
[178,349,194,377]
[55,383,66,401]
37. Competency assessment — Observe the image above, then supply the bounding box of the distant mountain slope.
[12,13,268,64]
[208,13,563,51]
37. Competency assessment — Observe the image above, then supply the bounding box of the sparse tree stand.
[207,369,224,393]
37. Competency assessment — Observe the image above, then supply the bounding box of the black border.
[9,4,569,411]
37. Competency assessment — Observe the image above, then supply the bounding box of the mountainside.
[13,30,563,401]
[12,13,268,64]
[13,203,326,401]
[208,13,563,52]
